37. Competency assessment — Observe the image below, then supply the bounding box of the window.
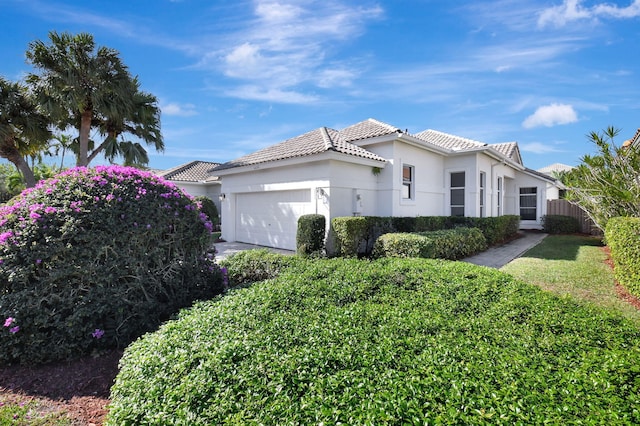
[402,164,414,200]
[519,187,537,220]
[497,177,503,216]
[450,172,465,216]
[479,172,486,218]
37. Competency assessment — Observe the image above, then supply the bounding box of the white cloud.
[522,103,578,128]
[161,102,198,117]
[538,0,640,28]
[520,142,564,154]
[225,85,319,104]
[208,0,383,104]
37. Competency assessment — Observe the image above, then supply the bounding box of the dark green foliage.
[542,214,581,234]
[218,249,299,287]
[372,233,434,258]
[415,227,487,259]
[605,217,640,298]
[0,166,224,365]
[108,258,640,425]
[194,195,219,226]
[331,215,519,257]
[414,215,451,231]
[374,228,486,260]
[296,214,326,257]
[330,216,389,257]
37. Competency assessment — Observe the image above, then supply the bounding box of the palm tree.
[89,77,163,166]
[0,77,51,188]
[26,31,163,167]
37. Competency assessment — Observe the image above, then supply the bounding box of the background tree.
[26,31,163,167]
[564,127,640,230]
[0,77,51,188]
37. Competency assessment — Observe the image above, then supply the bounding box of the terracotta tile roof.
[158,161,220,182]
[339,118,402,142]
[623,128,640,148]
[214,126,386,171]
[414,129,486,151]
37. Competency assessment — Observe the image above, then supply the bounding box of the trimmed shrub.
[605,217,640,298]
[296,214,326,257]
[416,227,487,259]
[0,166,224,365]
[542,214,581,234]
[415,215,452,232]
[108,258,640,425]
[372,233,434,258]
[194,195,219,226]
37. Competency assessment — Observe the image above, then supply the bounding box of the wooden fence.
[546,199,601,235]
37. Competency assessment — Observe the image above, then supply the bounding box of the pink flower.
[9,326,19,334]
[4,317,14,327]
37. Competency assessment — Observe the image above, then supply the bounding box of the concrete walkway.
[214,231,547,268]
[214,241,294,261]
[463,231,548,268]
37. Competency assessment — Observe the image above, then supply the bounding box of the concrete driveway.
[214,241,295,261]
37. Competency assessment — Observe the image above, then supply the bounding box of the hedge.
[542,214,581,234]
[296,214,326,257]
[107,257,640,425]
[605,217,640,298]
[331,215,519,257]
[373,228,487,260]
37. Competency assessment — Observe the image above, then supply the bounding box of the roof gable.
[490,142,523,165]
[339,118,402,142]
[414,129,486,151]
[214,126,386,172]
[158,161,220,182]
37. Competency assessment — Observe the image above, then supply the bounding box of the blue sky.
[1,0,639,172]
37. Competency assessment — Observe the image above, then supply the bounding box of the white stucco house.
[206,118,560,251]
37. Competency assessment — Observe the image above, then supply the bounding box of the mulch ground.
[0,349,122,425]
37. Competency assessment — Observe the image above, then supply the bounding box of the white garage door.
[236,189,313,250]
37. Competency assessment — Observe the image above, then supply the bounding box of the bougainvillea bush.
[0,166,225,365]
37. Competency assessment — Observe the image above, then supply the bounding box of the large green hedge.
[108,256,640,425]
[373,228,487,260]
[605,217,640,298]
[0,166,224,365]
[331,215,519,257]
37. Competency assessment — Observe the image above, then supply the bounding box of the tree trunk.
[0,141,37,188]
[77,109,92,166]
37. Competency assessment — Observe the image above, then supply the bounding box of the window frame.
[450,171,465,217]
[519,186,537,221]
[402,164,415,201]
[497,176,503,216]
[479,172,486,218]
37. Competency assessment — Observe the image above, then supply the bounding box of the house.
[210,118,560,251]
[156,160,222,213]
[622,128,640,148]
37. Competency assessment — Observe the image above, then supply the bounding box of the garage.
[235,189,313,250]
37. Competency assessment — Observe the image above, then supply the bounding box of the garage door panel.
[236,190,312,250]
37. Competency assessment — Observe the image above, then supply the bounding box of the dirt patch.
[0,349,122,425]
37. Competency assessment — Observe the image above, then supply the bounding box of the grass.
[501,234,640,324]
[0,397,70,425]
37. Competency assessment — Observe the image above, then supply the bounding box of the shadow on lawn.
[519,235,603,261]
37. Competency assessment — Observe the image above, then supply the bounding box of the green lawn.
[501,234,640,324]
